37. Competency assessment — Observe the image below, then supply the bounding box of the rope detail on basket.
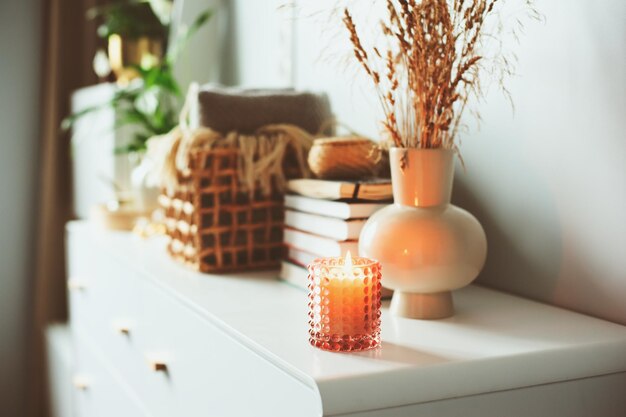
[147,84,314,196]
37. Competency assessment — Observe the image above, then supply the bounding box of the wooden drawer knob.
[114,323,131,336]
[148,359,168,372]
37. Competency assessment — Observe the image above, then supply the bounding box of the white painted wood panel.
[338,373,626,417]
[129,273,321,417]
[68,223,322,417]
[46,325,75,417]
[67,222,626,416]
[71,84,139,218]
[73,335,150,417]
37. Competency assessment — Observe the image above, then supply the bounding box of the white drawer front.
[68,227,138,333]
[128,275,320,417]
[69,231,321,417]
[73,337,150,417]
[68,252,138,338]
[68,234,149,405]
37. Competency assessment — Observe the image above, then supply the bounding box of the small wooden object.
[114,323,131,336]
[89,203,149,231]
[147,357,168,372]
[308,137,382,180]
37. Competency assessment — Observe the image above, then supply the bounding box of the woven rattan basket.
[155,84,331,273]
[161,141,307,273]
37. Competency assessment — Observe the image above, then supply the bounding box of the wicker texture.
[161,145,296,273]
[154,84,330,273]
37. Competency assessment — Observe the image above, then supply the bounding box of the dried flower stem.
[343,0,537,151]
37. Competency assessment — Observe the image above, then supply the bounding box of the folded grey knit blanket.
[196,84,332,135]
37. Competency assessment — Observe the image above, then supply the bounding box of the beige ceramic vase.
[359,148,487,319]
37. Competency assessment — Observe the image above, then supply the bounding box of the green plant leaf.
[114,111,145,129]
[61,102,113,131]
[114,141,147,154]
[156,68,181,96]
[65,5,211,154]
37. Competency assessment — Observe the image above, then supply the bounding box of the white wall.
[0,0,41,415]
[172,0,227,91]
[448,0,626,325]
[222,0,626,324]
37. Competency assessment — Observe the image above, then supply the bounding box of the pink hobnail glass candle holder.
[307,255,382,352]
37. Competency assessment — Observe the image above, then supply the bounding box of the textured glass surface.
[307,256,382,352]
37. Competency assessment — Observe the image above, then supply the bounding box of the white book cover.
[284,210,365,240]
[286,178,392,201]
[287,247,318,267]
[284,194,386,220]
[283,228,358,257]
[279,260,309,291]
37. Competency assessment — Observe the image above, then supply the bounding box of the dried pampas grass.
[343,0,540,151]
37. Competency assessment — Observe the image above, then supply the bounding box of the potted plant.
[63,4,212,222]
[89,0,169,84]
[346,0,537,319]
[65,5,211,150]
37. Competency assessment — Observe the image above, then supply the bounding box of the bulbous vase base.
[390,291,453,319]
[358,148,488,320]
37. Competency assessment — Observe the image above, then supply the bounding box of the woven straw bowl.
[308,137,381,180]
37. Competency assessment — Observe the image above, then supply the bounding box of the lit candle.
[307,251,382,352]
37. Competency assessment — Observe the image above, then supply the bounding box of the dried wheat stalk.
[343,0,537,150]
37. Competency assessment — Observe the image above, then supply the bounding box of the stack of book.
[279,178,393,290]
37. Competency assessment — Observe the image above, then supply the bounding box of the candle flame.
[344,250,353,273]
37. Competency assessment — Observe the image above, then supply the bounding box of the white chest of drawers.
[66,221,626,417]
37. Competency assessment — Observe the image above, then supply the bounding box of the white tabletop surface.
[71,222,626,415]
